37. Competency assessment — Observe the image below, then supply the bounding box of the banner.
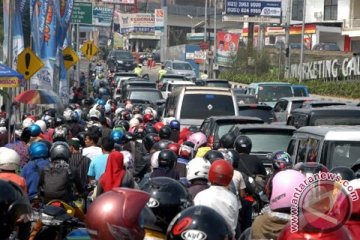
[154,9,164,36]
[93,5,113,27]
[225,0,282,17]
[216,32,239,66]
[119,13,155,33]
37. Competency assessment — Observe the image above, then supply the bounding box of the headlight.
[117,60,124,64]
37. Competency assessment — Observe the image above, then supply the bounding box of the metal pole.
[111,4,116,50]
[213,0,217,78]
[7,0,15,144]
[204,0,208,42]
[299,0,306,83]
[76,24,80,87]
[160,6,168,63]
[285,0,292,78]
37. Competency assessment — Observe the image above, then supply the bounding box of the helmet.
[142,177,192,233]
[88,108,101,120]
[97,99,106,106]
[153,122,165,133]
[178,144,194,160]
[144,124,157,135]
[187,132,207,151]
[116,120,130,131]
[293,162,329,177]
[129,118,140,128]
[121,110,132,121]
[35,120,47,133]
[28,124,41,137]
[29,141,49,160]
[226,149,240,169]
[219,132,237,149]
[203,150,224,164]
[0,147,20,171]
[159,126,172,139]
[53,126,69,142]
[50,141,71,162]
[169,120,180,130]
[0,180,32,239]
[167,143,180,155]
[186,157,211,181]
[158,149,177,168]
[63,108,73,121]
[270,169,306,211]
[76,132,86,147]
[234,135,252,153]
[111,130,124,144]
[151,151,161,169]
[330,166,355,181]
[151,140,172,152]
[143,133,160,152]
[143,113,154,123]
[167,205,233,240]
[133,113,143,121]
[133,126,146,140]
[272,150,292,171]
[123,132,134,143]
[54,117,64,127]
[86,188,150,240]
[22,117,34,129]
[278,224,352,240]
[208,159,233,186]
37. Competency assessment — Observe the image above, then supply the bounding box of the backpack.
[40,163,73,202]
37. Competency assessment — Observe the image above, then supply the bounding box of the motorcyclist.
[194,159,239,236]
[186,157,211,200]
[134,64,143,77]
[150,149,179,180]
[251,169,306,239]
[169,119,180,142]
[187,132,210,157]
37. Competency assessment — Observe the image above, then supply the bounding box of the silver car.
[163,60,197,80]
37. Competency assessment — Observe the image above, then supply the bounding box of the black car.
[107,50,136,72]
[200,116,264,149]
[238,104,273,123]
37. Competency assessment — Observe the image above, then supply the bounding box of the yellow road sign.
[80,41,98,60]
[63,47,79,70]
[16,48,44,80]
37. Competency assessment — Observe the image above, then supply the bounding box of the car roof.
[292,105,360,113]
[167,80,195,85]
[205,79,229,82]
[234,124,296,131]
[205,116,263,121]
[165,60,191,64]
[295,125,360,141]
[248,82,292,86]
[279,97,318,101]
[162,74,186,78]
[303,100,346,105]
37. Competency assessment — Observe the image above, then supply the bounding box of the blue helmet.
[272,150,292,171]
[28,142,49,160]
[169,120,180,130]
[97,99,106,106]
[28,124,42,137]
[111,130,124,144]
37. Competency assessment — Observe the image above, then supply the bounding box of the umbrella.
[14,89,63,105]
[0,63,24,87]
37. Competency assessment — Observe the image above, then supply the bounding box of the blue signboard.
[225,0,282,17]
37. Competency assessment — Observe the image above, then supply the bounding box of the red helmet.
[167,143,180,155]
[153,122,165,133]
[208,159,233,186]
[143,114,154,123]
[86,188,150,240]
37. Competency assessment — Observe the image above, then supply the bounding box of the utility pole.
[299,0,306,83]
[213,0,217,78]
[204,0,208,42]
[7,0,15,144]
[160,1,168,63]
[285,0,292,78]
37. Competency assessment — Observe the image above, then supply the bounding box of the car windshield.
[128,91,162,102]
[180,94,235,119]
[258,85,293,102]
[325,141,360,168]
[173,63,192,70]
[238,108,272,123]
[114,51,133,59]
[206,82,230,88]
[313,116,360,126]
[244,131,293,153]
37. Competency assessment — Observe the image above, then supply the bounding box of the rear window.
[216,121,263,139]
[291,101,306,111]
[206,82,230,88]
[128,91,162,102]
[127,83,156,89]
[324,141,360,168]
[312,116,360,126]
[258,85,293,102]
[173,63,192,70]
[244,131,293,153]
[180,94,235,119]
[114,51,133,59]
[238,108,273,123]
[293,88,308,97]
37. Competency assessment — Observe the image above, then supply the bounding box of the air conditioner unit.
[314,12,323,19]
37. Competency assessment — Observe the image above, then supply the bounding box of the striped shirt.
[69,152,91,187]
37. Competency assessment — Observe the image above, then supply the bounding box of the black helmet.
[50,141,71,162]
[167,205,233,240]
[122,131,134,143]
[203,150,224,164]
[0,180,32,239]
[54,116,64,128]
[76,132,86,147]
[219,132,237,149]
[227,149,240,169]
[144,124,157,135]
[116,120,130,131]
[330,166,355,181]
[151,140,172,152]
[142,177,192,233]
[159,126,171,139]
[133,126,146,140]
[143,133,160,152]
[158,149,177,168]
[234,135,252,154]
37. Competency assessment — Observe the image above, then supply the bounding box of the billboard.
[119,13,155,33]
[216,32,239,66]
[225,0,282,21]
[154,9,164,36]
[102,0,135,4]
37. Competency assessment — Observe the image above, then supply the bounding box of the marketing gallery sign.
[291,57,360,80]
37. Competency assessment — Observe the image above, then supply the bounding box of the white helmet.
[186,157,211,181]
[63,108,73,121]
[35,120,47,133]
[129,118,140,128]
[88,108,101,120]
[133,114,143,121]
[125,103,133,111]
[151,151,160,169]
[0,147,20,171]
[104,104,111,114]
[121,151,134,171]
[22,117,34,129]
[115,107,124,116]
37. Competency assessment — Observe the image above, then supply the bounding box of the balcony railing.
[343,18,360,30]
